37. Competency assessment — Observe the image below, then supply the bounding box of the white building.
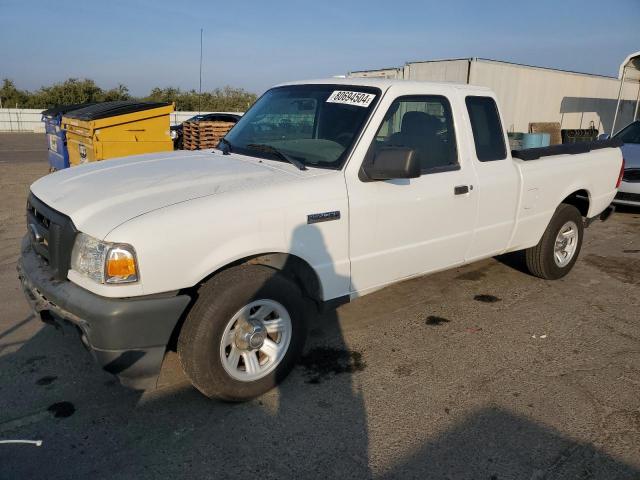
[348,57,640,134]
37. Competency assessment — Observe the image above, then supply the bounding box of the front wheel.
[178,265,309,401]
[525,203,584,280]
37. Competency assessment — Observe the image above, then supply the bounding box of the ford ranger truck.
[18,79,624,401]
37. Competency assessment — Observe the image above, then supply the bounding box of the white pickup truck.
[18,79,624,401]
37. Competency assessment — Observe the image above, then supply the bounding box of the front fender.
[104,176,351,301]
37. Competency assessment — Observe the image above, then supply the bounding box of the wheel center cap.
[248,331,266,349]
[235,318,267,351]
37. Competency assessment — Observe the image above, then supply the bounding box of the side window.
[371,95,458,173]
[465,96,507,161]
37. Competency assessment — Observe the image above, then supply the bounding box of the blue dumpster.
[42,104,92,171]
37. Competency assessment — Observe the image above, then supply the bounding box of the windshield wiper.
[218,138,233,155]
[246,143,307,171]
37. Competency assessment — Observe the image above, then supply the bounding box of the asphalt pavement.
[0,133,639,479]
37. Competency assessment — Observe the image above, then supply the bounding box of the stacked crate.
[182,121,236,150]
[529,122,562,146]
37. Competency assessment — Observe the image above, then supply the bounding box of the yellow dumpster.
[62,101,174,166]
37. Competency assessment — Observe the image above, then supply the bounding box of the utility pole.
[199,28,203,114]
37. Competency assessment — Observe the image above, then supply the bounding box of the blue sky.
[1,0,638,95]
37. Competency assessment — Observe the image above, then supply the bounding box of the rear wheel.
[178,265,309,401]
[525,203,584,280]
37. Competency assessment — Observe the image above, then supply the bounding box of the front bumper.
[612,181,640,207]
[17,236,191,389]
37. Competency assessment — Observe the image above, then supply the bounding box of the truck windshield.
[615,121,640,144]
[223,84,380,169]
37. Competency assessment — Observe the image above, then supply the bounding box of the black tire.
[525,203,584,280]
[178,265,308,401]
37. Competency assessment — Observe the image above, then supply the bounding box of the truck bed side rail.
[512,138,623,161]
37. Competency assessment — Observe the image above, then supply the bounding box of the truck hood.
[621,143,640,169]
[30,150,322,239]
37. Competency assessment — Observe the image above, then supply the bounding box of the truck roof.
[275,77,492,93]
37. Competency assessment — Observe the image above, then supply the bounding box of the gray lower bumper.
[17,237,191,389]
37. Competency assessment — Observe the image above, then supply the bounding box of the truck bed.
[512,138,623,161]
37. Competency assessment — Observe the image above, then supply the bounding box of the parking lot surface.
[0,133,639,479]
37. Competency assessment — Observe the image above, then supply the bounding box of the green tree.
[0,79,29,108]
[101,84,131,102]
[1,79,257,111]
[29,78,103,107]
[145,86,183,105]
[143,85,257,111]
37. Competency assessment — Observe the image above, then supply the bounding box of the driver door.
[347,94,478,294]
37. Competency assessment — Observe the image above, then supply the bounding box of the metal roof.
[274,77,491,92]
[619,51,640,82]
[352,57,621,81]
[611,51,640,133]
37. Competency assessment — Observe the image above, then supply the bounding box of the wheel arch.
[166,252,323,351]
[243,252,324,303]
[560,188,590,217]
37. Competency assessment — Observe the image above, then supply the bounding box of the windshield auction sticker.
[326,90,376,107]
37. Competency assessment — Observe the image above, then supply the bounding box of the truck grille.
[26,194,77,280]
[622,169,640,183]
[615,191,640,203]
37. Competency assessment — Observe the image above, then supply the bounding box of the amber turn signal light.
[105,246,138,283]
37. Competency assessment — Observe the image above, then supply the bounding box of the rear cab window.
[465,96,507,162]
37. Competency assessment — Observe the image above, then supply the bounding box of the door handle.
[454,185,471,195]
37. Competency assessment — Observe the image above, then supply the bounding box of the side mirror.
[363,147,420,181]
[598,133,610,141]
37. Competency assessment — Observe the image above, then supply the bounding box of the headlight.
[170,129,178,140]
[70,232,139,284]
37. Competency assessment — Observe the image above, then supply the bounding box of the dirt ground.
[0,133,639,479]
